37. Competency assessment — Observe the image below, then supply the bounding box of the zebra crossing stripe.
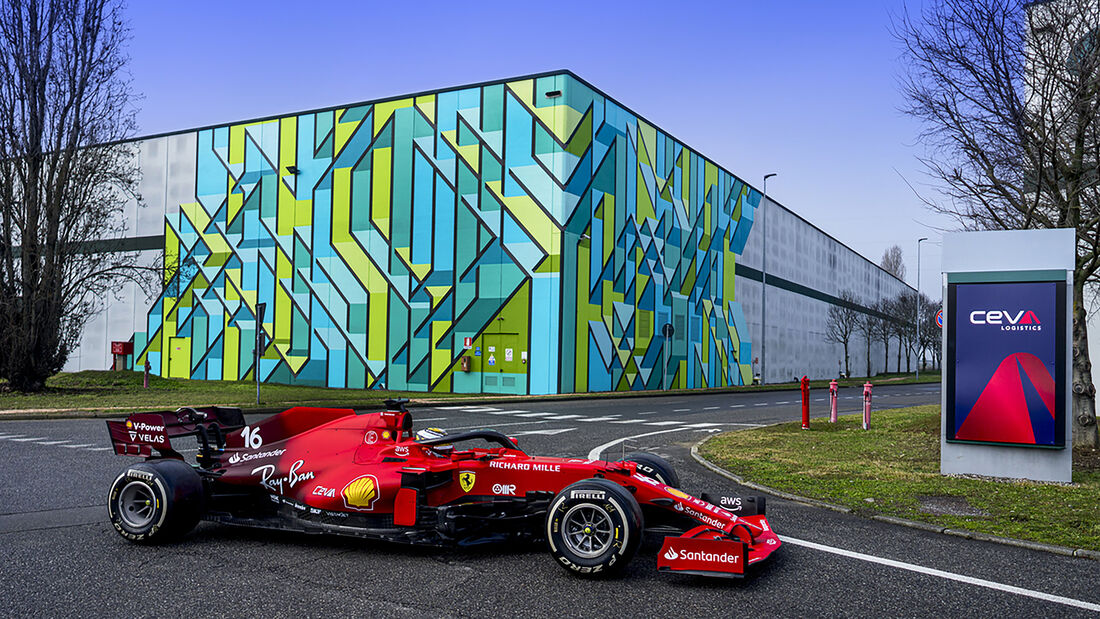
[643,421,682,426]
[577,416,620,423]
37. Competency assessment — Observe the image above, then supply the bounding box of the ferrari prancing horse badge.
[459,471,476,493]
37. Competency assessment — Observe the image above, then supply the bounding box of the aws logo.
[969,310,1040,325]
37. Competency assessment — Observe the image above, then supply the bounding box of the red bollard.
[862,382,873,430]
[800,376,810,430]
[829,379,838,423]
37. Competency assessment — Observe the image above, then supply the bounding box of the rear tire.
[107,460,205,544]
[545,479,643,577]
[624,452,680,487]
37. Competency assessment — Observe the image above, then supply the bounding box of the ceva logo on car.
[969,309,1041,331]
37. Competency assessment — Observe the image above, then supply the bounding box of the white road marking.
[486,410,523,415]
[703,406,720,410]
[609,419,646,424]
[578,416,620,423]
[62,443,96,449]
[754,403,768,407]
[730,405,745,409]
[436,406,470,410]
[86,447,113,451]
[9,437,48,442]
[35,440,70,445]
[587,427,701,460]
[461,407,502,412]
[638,411,659,415]
[813,398,826,402]
[0,434,25,439]
[514,412,553,418]
[544,414,582,420]
[446,420,549,431]
[508,428,576,437]
[723,422,767,427]
[775,401,790,405]
[682,422,722,428]
[781,535,1100,613]
[643,421,684,426]
[672,408,691,412]
[416,417,448,423]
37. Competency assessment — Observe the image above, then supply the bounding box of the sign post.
[256,303,266,405]
[662,323,675,391]
[941,230,1073,482]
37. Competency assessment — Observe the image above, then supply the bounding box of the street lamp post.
[916,237,928,379]
[760,173,777,385]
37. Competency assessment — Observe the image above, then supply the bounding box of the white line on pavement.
[638,411,659,415]
[609,419,646,424]
[780,535,1100,613]
[544,414,582,420]
[460,407,501,412]
[703,406,720,410]
[9,437,48,442]
[86,447,113,451]
[754,403,768,407]
[672,408,691,412]
[436,406,469,410]
[485,410,523,415]
[416,417,448,423]
[730,405,745,408]
[34,440,70,445]
[61,443,95,449]
[587,427,701,460]
[514,412,553,418]
[447,420,549,431]
[682,423,722,428]
[643,421,683,426]
[578,416,620,423]
[775,401,790,405]
[0,434,25,439]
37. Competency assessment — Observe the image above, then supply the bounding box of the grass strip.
[699,405,1100,551]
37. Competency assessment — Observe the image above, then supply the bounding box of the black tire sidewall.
[624,452,680,488]
[107,460,203,543]
[546,480,642,575]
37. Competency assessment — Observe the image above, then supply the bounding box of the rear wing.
[106,407,246,465]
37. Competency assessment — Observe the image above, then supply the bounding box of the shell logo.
[342,475,380,511]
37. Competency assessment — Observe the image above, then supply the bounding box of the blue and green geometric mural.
[132,71,759,394]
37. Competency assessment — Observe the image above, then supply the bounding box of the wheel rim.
[118,481,157,529]
[562,503,614,559]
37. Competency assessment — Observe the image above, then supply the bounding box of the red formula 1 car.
[105,400,780,578]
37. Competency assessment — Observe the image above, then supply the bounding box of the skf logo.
[459,471,476,493]
[969,310,1040,325]
[342,475,380,511]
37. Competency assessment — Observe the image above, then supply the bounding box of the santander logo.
[664,547,678,560]
[969,309,1041,331]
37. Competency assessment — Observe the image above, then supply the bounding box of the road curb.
[689,435,1098,562]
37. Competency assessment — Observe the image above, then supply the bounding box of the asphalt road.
[2,383,1098,617]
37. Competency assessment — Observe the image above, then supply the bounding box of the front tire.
[545,479,643,577]
[108,460,205,543]
[623,452,680,487]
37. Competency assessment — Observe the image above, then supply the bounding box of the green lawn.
[0,369,942,415]
[0,370,468,413]
[699,405,1100,551]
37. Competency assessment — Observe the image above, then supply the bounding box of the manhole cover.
[917,495,990,517]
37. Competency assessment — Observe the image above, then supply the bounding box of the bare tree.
[856,304,877,377]
[891,292,917,373]
[880,245,906,281]
[897,0,1100,446]
[825,290,862,378]
[872,299,896,372]
[0,0,144,391]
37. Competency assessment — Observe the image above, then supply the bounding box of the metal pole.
[760,173,776,385]
[256,302,266,405]
[916,237,927,379]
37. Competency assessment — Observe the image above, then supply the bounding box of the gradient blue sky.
[126,0,951,297]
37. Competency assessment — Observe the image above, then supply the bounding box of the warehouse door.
[168,337,191,378]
